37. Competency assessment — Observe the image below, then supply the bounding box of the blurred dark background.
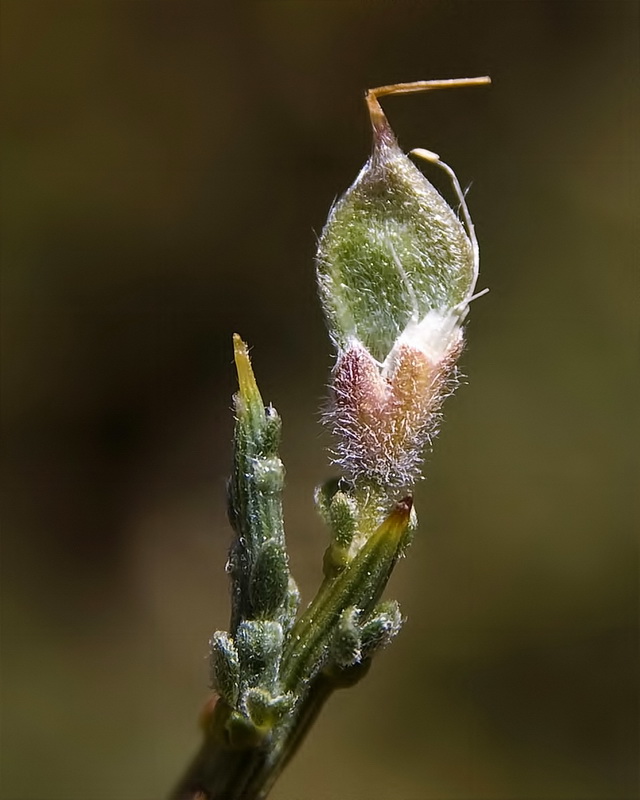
[1,2,638,799]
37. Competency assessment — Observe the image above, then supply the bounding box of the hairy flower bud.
[330,337,461,489]
[317,79,490,490]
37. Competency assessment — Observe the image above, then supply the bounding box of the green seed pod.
[317,78,489,363]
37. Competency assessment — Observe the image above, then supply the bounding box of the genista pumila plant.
[171,76,490,800]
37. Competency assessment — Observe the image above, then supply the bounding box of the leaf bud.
[209,631,240,706]
[331,606,363,668]
[235,620,283,690]
[244,687,294,729]
[249,539,290,618]
[360,599,403,658]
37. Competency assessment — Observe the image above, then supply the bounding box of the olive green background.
[2,2,638,799]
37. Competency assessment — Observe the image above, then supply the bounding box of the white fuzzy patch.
[384,308,464,374]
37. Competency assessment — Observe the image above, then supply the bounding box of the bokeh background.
[2,2,638,799]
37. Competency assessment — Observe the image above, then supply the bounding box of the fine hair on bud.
[316,78,489,493]
[324,337,462,490]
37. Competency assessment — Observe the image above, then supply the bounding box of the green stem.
[169,678,336,800]
[170,499,410,800]
[170,739,265,800]
[169,665,372,800]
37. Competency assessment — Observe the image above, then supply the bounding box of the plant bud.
[359,599,403,658]
[209,631,240,706]
[317,78,489,490]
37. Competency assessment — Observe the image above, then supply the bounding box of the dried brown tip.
[366,76,491,138]
[396,495,413,515]
[198,694,219,732]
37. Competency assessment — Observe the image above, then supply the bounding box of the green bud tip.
[233,333,263,411]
